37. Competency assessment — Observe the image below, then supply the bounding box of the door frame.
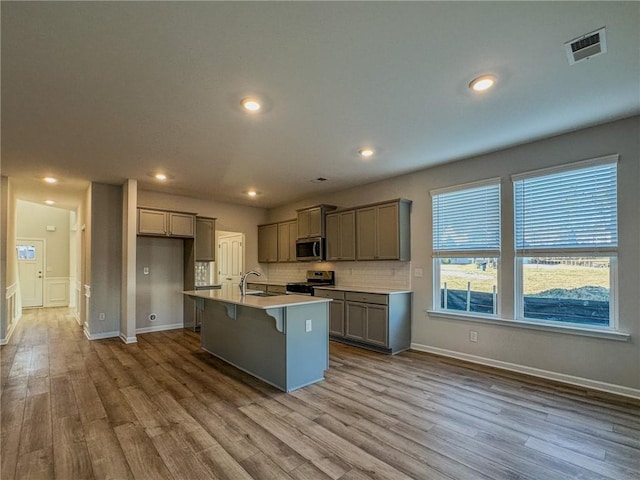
[16,237,46,308]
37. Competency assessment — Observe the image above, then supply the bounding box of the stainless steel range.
[286,270,335,295]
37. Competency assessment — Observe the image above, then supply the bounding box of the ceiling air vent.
[565,27,607,65]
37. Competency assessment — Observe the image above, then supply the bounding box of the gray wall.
[136,236,184,329]
[88,183,123,335]
[16,200,70,277]
[267,115,640,392]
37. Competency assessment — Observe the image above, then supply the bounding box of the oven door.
[295,238,324,261]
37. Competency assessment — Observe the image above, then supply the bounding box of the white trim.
[119,333,138,344]
[430,177,501,197]
[427,310,629,341]
[410,343,640,400]
[136,323,184,334]
[83,328,120,341]
[510,153,619,182]
[44,277,70,307]
[0,309,22,345]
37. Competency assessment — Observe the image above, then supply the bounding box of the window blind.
[514,162,617,253]
[432,182,500,255]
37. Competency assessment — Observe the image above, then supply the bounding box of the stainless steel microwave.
[295,237,325,262]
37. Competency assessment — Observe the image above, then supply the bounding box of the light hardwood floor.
[1,307,639,480]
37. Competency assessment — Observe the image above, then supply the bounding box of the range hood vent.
[565,27,607,65]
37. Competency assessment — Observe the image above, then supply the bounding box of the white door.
[17,239,44,308]
[218,234,243,287]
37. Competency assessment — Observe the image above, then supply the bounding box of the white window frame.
[431,178,501,316]
[512,155,619,330]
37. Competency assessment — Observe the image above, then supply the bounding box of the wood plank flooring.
[2,307,639,480]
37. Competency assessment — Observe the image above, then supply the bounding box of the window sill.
[426,310,630,342]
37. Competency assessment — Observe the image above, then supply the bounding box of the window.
[432,180,500,315]
[513,157,618,327]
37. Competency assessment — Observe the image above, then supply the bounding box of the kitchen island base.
[198,298,329,392]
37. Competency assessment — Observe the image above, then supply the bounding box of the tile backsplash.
[264,261,412,290]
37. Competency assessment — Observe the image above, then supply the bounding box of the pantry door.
[17,239,45,308]
[218,234,244,287]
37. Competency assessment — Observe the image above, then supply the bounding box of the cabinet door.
[325,213,340,260]
[339,211,356,261]
[366,305,388,347]
[308,207,322,237]
[277,221,297,262]
[169,213,195,237]
[196,218,215,261]
[288,221,297,261]
[329,299,345,336]
[138,209,167,235]
[356,207,377,260]
[345,302,366,341]
[297,210,310,239]
[376,203,399,260]
[258,224,278,263]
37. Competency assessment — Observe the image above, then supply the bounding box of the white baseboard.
[119,333,138,344]
[72,309,82,326]
[136,323,183,334]
[84,328,120,341]
[411,343,640,401]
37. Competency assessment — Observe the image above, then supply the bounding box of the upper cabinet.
[277,220,297,263]
[259,220,297,263]
[195,217,216,262]
[356,199,411,261]
[138,208,195,238]
[326,210,356,261]
[258,223,279,263]
[297,205,335,239]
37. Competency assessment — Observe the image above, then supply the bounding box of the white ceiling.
[2,2,639,208]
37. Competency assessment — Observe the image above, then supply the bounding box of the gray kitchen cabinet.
[138,208,195,238]
[356,199,411,261]
[258,223,278,263]
[246,283,267,292]
[277,220,297,262]
[326,210,356,261]
[297,205,336,239]
[316,288,412,354]
[195,216,216,261]
[315,289,346,336]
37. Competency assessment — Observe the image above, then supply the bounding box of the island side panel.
[285,302,329,391]
[200,301,287,391]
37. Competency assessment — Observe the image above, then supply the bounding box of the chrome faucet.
[239,270,262,295]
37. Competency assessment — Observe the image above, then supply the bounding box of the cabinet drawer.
[246,283,267,292]
[267,285,287,294]
[314,289,345,300]
[345,292,388,305]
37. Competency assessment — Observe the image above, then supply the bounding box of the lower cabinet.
[315,289,412,354]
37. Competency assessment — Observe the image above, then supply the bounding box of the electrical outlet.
[414,268,423,277]
[305,319,312,332]
[99,313,105,321]
[469,331,478,343]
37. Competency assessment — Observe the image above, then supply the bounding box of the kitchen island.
[183,286,332,392]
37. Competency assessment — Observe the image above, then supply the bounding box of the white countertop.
[183,285,331,309]
[314,285,412,295]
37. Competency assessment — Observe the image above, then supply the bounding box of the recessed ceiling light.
[469,75,497,92]
[241,98,261,112]
[45,200,55,205]
[359,147,375,158]
[247,190,258,197]
[43,177,58,184]
[154,173,167,181]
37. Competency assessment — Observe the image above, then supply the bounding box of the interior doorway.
[216,231,244,287]
[17,238,45,308]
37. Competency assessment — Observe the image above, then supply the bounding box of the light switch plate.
[143,267,149,275]
[414,268,423,277]
[305,319,312,332]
